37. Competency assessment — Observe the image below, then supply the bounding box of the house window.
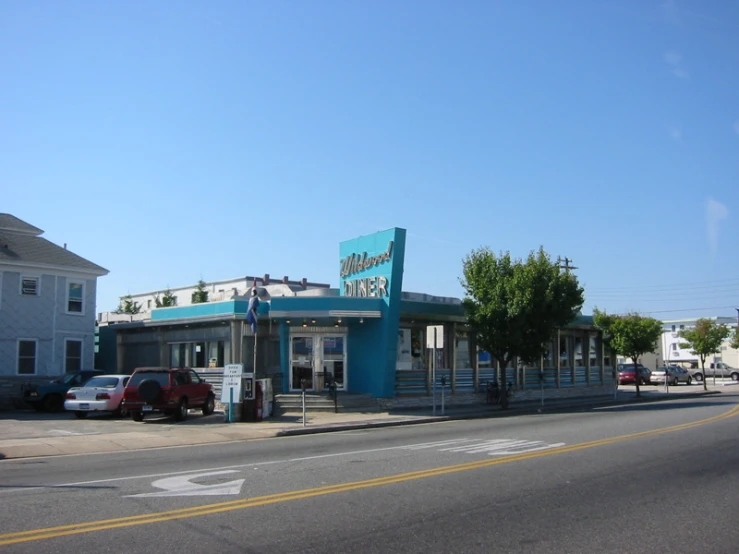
[65,339,83,372]
[574,337,584,367]
[671,325,676,332]
[21,277,39,296]
[67,281,84,313]
[18,340,37,375]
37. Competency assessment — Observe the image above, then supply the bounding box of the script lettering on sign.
[340,241,393,278]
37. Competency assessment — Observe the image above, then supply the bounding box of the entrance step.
[274,393,378,414]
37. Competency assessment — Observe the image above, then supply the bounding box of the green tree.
[593,311,662,397]
[678,319,731,391]
[731,327,739,351]
[460,246,584,388]
[154,288,177,307]
[115,294,142,315]
[191,279,209,304]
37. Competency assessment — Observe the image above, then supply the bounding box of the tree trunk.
[700,356,707,392]
[632,357,641,397]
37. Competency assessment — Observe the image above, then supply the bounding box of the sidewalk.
[0,384,731,460]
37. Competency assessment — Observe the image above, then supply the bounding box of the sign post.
[427,325,444,416]
[221,364,244,423]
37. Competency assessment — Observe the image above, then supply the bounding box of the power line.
[587,277,739,293]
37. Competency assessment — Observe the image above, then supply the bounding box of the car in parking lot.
[650,366,692,386]
[122,367,215,422]
[64,374,131,418]
[22,370,105,412]
[617,363,652,385]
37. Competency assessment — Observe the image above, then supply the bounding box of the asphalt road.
[2,393,739,553]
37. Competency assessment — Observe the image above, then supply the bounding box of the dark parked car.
[122,367,215,422]
[617,364,651,386]
[22,370,105,412]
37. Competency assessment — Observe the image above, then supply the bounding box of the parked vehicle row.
[617,364,695,386]
[21,367,216,423]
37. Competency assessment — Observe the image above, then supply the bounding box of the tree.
[155,288,177,307]
[115,294,142,315]
[731,327,739,351]
[460,246,584,388]
[678,319,731,391]
[191,279,209,304]
[593,311,662,397]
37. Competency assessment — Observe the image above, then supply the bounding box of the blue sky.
[2,0,738,321]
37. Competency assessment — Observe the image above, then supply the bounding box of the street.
[2,393,739,553]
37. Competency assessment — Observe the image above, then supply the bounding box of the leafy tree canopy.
[678,318,731,390]
[155,288,177,307]
[593,310,662,395]
[731,327,739,351]
[115,294,142,315]
[191,279,209,304]
[460,246,584,370]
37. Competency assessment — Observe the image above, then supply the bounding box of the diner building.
[98,228,616,409]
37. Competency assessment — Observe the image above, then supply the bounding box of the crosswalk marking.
[401,438,565,456]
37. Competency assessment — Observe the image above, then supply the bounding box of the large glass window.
[18,340,37,375]
[589,333,600,366]
[67,281,84,313]
[455,334,472,369]
[574,336,584,367]
[65,339,82,372]
[559,335,570,367]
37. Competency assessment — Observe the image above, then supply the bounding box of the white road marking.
[127,470,245,497]
[0,437,563,495]
[49,430,87,436]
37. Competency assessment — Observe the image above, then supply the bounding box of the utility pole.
[557,256,578,274]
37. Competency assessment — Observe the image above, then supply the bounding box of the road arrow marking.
[127,470,245,498]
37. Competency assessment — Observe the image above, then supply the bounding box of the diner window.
[18,339,37,375]
[543,340,555,368]
[589,334,600,366]
[574,337,584,367]
[559,335,570,367]
[67,281,84,313]
[21,276,39,296]
[65,339,83,372]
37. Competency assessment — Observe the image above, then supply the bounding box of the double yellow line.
[3,404,738,546]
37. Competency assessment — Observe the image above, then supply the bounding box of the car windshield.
[128,372,170,387]
[82,377,120,388]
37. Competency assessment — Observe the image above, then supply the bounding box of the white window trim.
[66,279,85,316]
[17,338,38,376]
[20,275,41,297]
[64,338,84,373]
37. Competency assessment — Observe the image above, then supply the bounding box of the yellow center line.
[2,404,738,546]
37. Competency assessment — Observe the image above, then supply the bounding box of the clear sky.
[2,0,738,321]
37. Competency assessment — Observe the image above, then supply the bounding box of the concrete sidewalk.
[0,384,731,460]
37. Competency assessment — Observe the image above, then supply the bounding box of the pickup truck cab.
[22,370,105,412]
[689,362,739,382]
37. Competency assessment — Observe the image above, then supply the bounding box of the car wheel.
[174,399,189,422]
[112,402,128,418]
[43,394,64,413]
[138,379,163,404]
[686,377,692,385]
[74,411,88,419]
[202,394,215,416]
[731,373,739,382]
[694,373,704,382]
[132,412,145,422]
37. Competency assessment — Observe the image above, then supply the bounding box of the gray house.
[0,214,108,407]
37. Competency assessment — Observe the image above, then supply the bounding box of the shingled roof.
[0,214,108,276]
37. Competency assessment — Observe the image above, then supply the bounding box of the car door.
[188,370,207,405]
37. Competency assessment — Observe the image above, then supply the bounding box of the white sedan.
[64,374,130,419]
